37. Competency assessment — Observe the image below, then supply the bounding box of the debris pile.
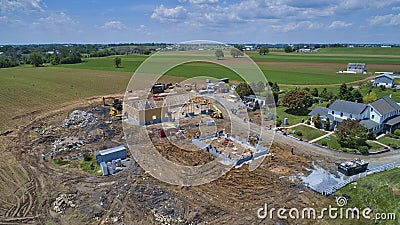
[53,194,77,214]
[63,110,97,128]
[52,137,85,152]
[32,127,56,135]
[152,209,184,225]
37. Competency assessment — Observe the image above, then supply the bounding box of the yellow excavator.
[210,104,223,119]
[103,97,123,117]
[189,96,223,119]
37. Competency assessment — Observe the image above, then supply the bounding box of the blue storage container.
[96,145,127,164]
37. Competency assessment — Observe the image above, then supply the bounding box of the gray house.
[309,96,400,133]
[373,74,395,88]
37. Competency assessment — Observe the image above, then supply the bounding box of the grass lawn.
[378,136,400,148]
[331,168,400,225]
[316,135,383,153]
[80,156,102,176]
[289,124,327,141]
[276,106,311,126]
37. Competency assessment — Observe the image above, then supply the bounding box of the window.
[372,115,375,119]
[340,112,343,117]
[332,111,334,114]
[350,114,352,118]
[371,108,373,111]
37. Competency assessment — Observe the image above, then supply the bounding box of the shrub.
[390,143,399,149]
[306,120,311,125]
[321,140,328,146]
[276,119,282,127]
[358,146,369,155]
[394,129,400,136]
[83,153,93,161]
[367,132,376,140]
[296,131,303,136]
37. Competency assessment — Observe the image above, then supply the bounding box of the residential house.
[373,74,395,88]
[308,96,400,133]
[369,96,400,132]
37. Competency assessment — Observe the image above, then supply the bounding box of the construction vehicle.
[338,159,368,176]
[210,104,223,119]
[103,97,123,117]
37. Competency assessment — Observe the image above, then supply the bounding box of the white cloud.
[101,21,128,30]
[0,0,45,13]
[328,20,352,29]
[151,4,187,22]
[33,12,75,26]
[272,21,324,32]
[369,13,400,26]
[179,0,218,4]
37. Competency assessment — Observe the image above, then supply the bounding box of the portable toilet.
[283,118,289,125]
[100,162,108,176]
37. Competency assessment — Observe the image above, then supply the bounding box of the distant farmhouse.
[373,72,399,89]
[347,63,367,74]
[309,96,400,133]
[298,48,318,53]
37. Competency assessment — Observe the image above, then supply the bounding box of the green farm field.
[2,47,400,132]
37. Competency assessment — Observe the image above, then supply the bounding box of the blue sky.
[1,0,400,44]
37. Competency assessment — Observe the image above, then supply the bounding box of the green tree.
[230,48,244,58]
[284,45,293,53]
[215,49,224,60]
[352,89,363,103]
[320,88,328,101]
[259,46,269,55]
[324,117,330,131]
[363,91,377,103]
[271,82,280,94]
[114,56,122,68]
[311,88,319,97]
[336,119,368,149]
[313,114,322,129]
[233,44,244,51]
[338,83,351,100]
[281,89,313,110]
[28,52,43,67]
[235,82,254,98]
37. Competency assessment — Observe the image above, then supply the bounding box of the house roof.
[308,106,328,117]
[328,100,368,115]
[370,96,400,116]
[360,119,379,130]
[385,115,400,126]
[374,74,394,81]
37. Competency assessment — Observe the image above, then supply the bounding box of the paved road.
[212,93,400,169]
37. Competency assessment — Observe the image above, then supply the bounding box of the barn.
[347,63,366,73]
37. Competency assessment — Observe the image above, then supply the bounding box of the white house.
[373,74,395,88]
[308,96,400,133]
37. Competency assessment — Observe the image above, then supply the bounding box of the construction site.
[0,74,344,225]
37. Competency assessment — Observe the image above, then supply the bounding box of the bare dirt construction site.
[0,95,333,225]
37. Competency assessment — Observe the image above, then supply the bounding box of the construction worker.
[41,153,46,161]
[50,152,54,160]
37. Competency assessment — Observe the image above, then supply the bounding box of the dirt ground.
[0,96,333,225]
